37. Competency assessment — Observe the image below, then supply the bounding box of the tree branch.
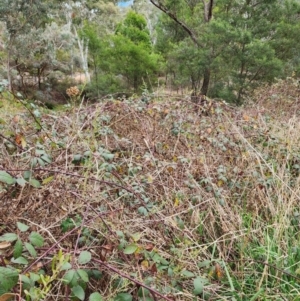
[149,0,199,46]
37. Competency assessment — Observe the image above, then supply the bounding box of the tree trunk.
[7,49,12,92]
[150,0,214,96]
[74,27,91,83]
[201,68,210,96]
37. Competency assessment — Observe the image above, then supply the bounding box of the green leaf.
[77,269,89,283]
[29,232,44,247]
[25,243,37,258]
[123,244,138,255]
[60,218,76,232]
[78,251,92,264]
[101,153,114,161]
[0,233,18,242]
[29,178,41,188]
[21,274,31,284]
[37,158,45,167]
[89,292,103,301]
[198,260,211,268]
[0,171,15,185]
[160,258,169,265]
[17,222,29,232]
[35,149,45,155]
[11,256,28,265]
[13,239,23,258]
[30,157,37,168]
[16,177,26,187]
[137,287,150,298]
[73,154,82,162]
[29,272,40,282]
[114,292,133,301]
[0,267,18,295]
[181,270,195,278]
[41,154,52,164]
[23,171,32,180]
[84,151,92,157]
[61,262,72,271]
[193,277,204,295]
[137,206,148,216]
[63,269,76,284]
[33,109,41,118]
[71,285,85,301]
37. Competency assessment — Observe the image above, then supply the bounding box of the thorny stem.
[93,258,174,301]
[22,226,79,274]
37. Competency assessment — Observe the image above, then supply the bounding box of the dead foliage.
[0,77,300,299]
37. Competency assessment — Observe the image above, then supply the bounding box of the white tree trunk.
[6,45,12,92]
[74,27,90,83]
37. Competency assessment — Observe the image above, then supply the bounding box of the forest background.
[1,0,300,104]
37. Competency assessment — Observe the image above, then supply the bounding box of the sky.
[118,0,133,7]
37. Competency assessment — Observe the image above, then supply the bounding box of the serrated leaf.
[17,222,29,232]
[23,171,31,180]
[71,285,85,301]
[16,178,26,187]
[30,157,37,168]
[193,277,204,295]
[25,243,37,258]
[77,269,89,283]
[29,272,40,282]
[63,269,76,284]
[181,270,195,278]
[41,154,52,164]
[101,153,114,161]
[114,292,133,301]
[61,262,72,271]
[11,256,28,265]
[35,149,45,155]
[88,270,102,280]
[0,171,15,185]
[84,151,92,157]
[0,267,18,295]
[20,274,31,284]
[78,251,91,264]
[160,258,169,265]
[13,239,23,259]
[29,179,41,188]
[29,232,44,247]
[89,292,103,301]
[0,233,18,242]
[37,158,45,167]
[123,244,138,255]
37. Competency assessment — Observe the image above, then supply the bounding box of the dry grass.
[0,77,300,300]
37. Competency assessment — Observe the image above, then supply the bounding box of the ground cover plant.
[0,77,300,300]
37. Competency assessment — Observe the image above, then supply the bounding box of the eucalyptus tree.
[0,0,77,93]
[0,0,52,91]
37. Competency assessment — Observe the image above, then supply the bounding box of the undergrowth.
[0,78,300,300]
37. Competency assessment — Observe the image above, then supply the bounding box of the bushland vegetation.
[0,1,300,300]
